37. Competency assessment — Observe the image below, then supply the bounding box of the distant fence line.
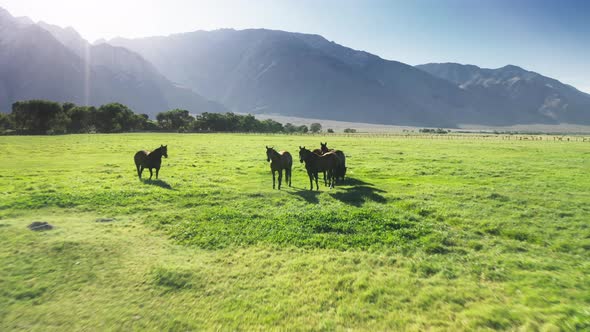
[236,131,590,142]
[2,129,589,141]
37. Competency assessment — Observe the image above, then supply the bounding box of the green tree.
[66,106,94,133]
[195,112,230,132]
[310,123,322,133]
[134,113,151,131]
[156,109,194,132]
[343,128,357,133]
[94,103,135,133]
[0,113,14,132]
[283,123,296,133]
[327,128,334,133]
[239,114,259,132]
[260,119,283,133]
[62,102,76,113]
[297,125,309,133]
[12,100,68,134]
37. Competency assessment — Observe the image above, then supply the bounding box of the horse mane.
[267,147,282,161]
[150,146,162,155]
[300,147,317,161]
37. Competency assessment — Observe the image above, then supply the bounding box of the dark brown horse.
[299,146,340,190]
[320,142,333,154]
[308,147,329,186]
[266,146,292,190]
[134,145,168,180]
[320,142,346,181]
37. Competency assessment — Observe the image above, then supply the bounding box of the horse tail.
[334,150,346,180]
[289,153,293,185]
[287,160,292,186]
[281,151,293,168]
[328,151,342,181]
[134,151,147,180]
[134,151,145,165]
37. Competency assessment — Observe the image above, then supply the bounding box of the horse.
[266,146,292,190]
[134,145,168,180]
[299,146,340,190]
[320,142,347,181]
[320,142,334,154]
[309,147,329,186]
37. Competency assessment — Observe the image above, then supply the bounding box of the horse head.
[299,146,308,163]
[160,145,168,158]
[266,146,274,162]
[320,142,329,153]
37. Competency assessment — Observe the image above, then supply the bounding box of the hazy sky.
[2,0,589,92]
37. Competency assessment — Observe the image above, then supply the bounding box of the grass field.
[0,133,589,331]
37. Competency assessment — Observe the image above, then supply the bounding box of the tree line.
[0,100,332,135]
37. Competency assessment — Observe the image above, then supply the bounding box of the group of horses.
[266,142,347,191]
[133,142,347,191]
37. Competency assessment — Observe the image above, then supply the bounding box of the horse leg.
[333,168,338,185]
[329,169,335,189]
[272,170,276,189]
[149,168,153,180]
[314,171,319,191]
[136,164,142,180]
[288,168,292,187]
[323,171,327,186]
[156,167,159,179]
[278,169,283,190]
[333,169,337,187]
[307,170,313,190]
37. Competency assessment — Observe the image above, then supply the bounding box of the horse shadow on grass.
[287,187,321,204]
[142,179,174,190]
[330,177,387,207]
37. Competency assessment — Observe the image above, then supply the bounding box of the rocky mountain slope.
[0,7,225,116]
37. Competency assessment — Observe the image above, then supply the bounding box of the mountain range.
[110,29,474,126]
[1,6,589,126]
[416,63,590,125]
[0,7,226,116]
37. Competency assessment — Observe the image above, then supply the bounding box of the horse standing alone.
[134,145,168,180]
[266,146,292,190]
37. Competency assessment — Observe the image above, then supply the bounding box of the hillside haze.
[0,7,226,116]
[1,4,589,126]
[110,29,480,127]
[416,63,590,125]
[110,29,590,126]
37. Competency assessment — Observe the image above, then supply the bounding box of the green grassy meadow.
[0,133,589,331]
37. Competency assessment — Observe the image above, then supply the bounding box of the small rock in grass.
[28,221,53,231]
[95,218,116,223]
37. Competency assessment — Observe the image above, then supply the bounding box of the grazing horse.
[320,142,347,181]
[134,145,168,180]
[266,146,292,190]
[299,146,340,190]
